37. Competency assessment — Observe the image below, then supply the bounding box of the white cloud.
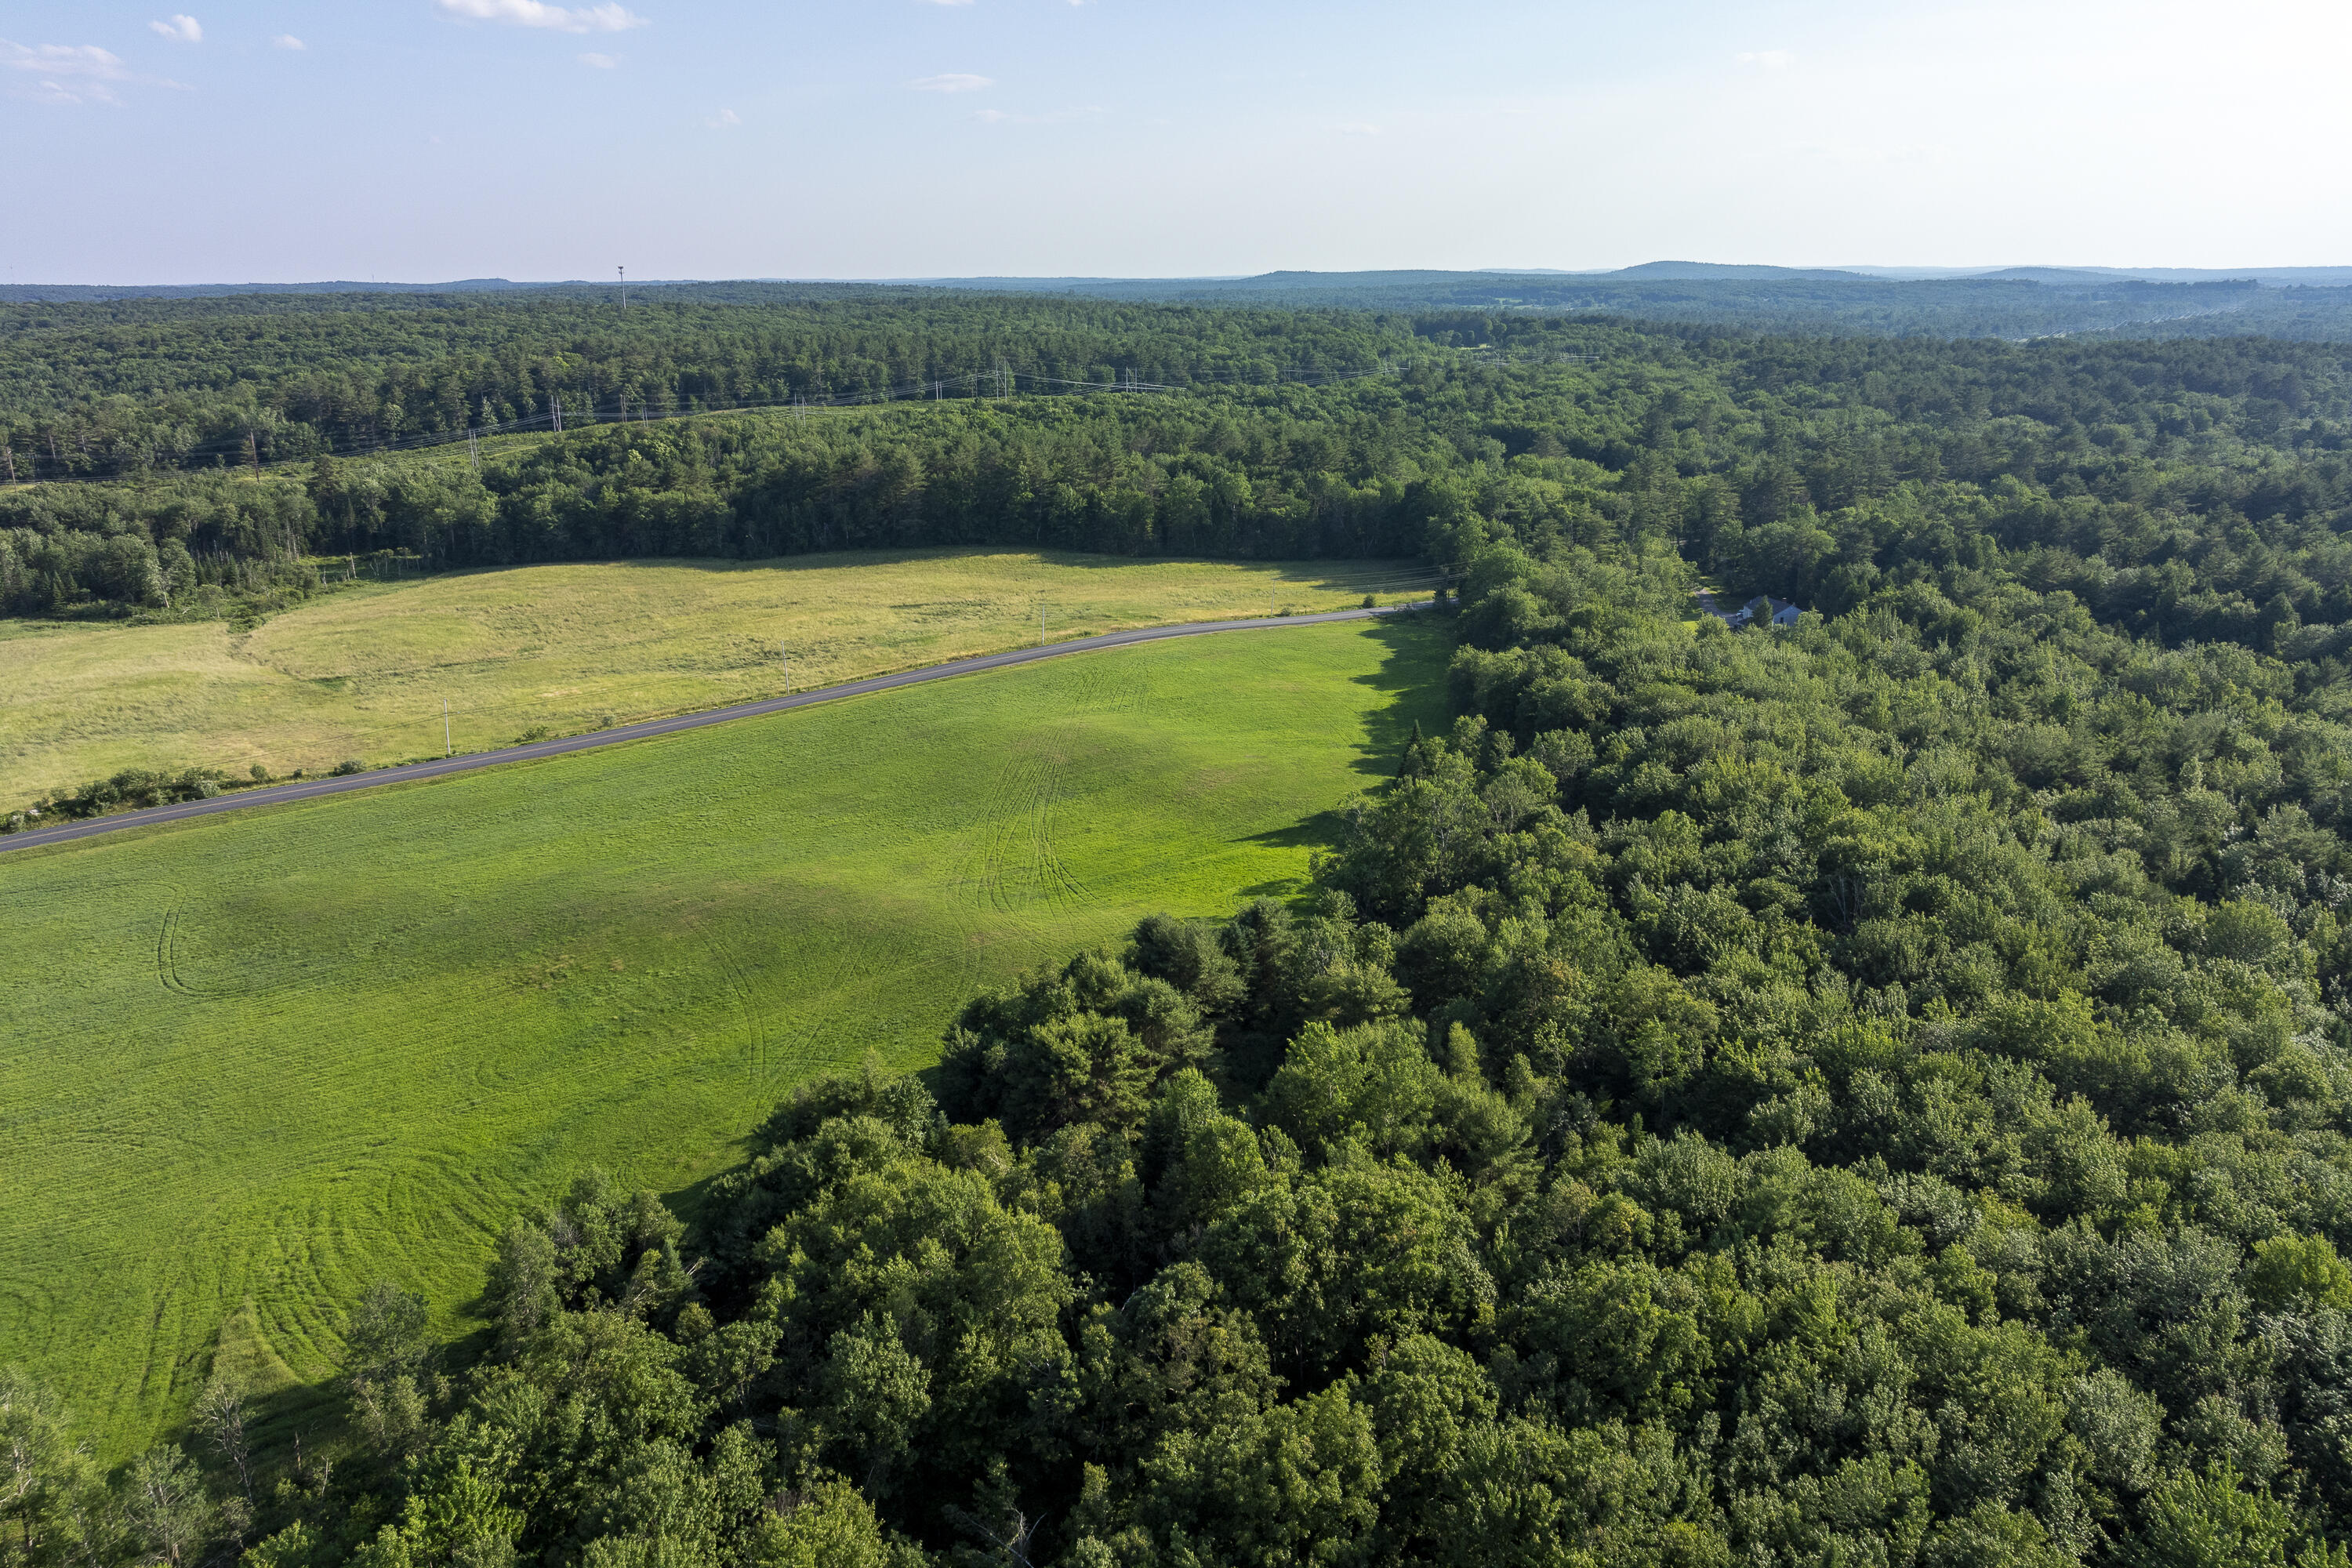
[917,0,976,6]
[911,72,992,93]
[2,41,130,80]
[149,15,203,43]
[0,39,180,103]
[436,0,646,34]
[1735,49,1795,69]
[578,51,618,67]
[704,107,740,127]
[1333,121,1380,136]
[274,34,305,50]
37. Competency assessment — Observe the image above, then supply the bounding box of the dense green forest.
[16,296,2352,1564]
[0,292,1404,482]
[8,297,2352,631]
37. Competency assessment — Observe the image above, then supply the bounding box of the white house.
[1720,595,1802,629]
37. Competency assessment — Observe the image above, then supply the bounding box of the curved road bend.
[0,601,1431,856]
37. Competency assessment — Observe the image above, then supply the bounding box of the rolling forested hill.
[11,292,2352,1566]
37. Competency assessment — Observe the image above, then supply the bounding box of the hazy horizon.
[7,0,2350,285]
[13,263,2352,292]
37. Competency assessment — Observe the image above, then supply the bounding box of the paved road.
[0,601,1429,856]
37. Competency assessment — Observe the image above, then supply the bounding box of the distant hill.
[1838,264,2352,289]
[1592,260,1874,281]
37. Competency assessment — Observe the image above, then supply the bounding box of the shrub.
[26,768,234,822]
[330,759,364,776]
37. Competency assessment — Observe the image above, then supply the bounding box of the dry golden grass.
[0,550,1428,801]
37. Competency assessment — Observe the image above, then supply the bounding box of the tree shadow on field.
[1348,613,1455,781]
[227,1376,343,1474]
[661,1163,740,1234]
[1243,811,1345,854]
[1231,611,1456,883]
[214,1310,503,1477]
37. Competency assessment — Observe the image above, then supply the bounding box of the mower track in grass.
[0,615,1450,1460]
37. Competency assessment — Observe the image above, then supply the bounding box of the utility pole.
[779,641,788,694]
[1038,595,1045,646]
[2,443,14,485]
[619,265,626,310]
[552,395,563,434]
[467,427,480,474]
[443,699,452,757]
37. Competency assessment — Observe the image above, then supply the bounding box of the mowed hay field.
[0,550,1429,804]
[0,615,1446,1459]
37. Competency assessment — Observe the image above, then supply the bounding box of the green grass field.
[0,615,1446,1459]
[0,550,1431,805]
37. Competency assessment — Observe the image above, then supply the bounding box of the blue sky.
[5,0,2348,284]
